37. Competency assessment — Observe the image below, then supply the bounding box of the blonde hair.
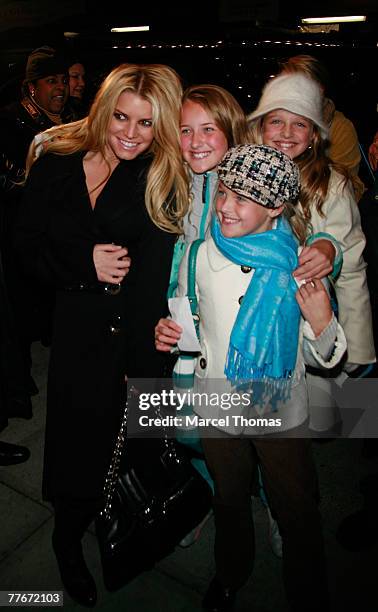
[26,63,189,233]
[249,116,348,243]
[182,84,251,147]
[282,202,308,245]
[279,55,330,92]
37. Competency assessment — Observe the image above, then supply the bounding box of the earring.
[30,89,35,97]
[308,144,312,150]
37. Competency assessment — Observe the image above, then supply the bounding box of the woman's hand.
[155,318,182,352]
[93,244,130,283]
[296,279,333,337]
[293,239,335,281]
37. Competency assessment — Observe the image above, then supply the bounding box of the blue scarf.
[211,215,301,396]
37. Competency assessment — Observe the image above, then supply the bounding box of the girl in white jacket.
[156,145,346,612]
[248,71,375,373]
[172,84,344,552]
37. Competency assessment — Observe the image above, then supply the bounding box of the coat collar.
[206,236,234,271]
[205,218,280,271]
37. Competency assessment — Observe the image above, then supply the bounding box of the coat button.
[241,265,252,273]
[199,357,207,369]
[238,295,244,305]
[110,315,122,335]
[104,282,121,296]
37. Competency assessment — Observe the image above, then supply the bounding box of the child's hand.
[295,279,333,337]
[155,318,183,352]
[293,239,335,281]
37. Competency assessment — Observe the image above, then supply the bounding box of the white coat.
[176,236,347,435]
[305,169,375,365]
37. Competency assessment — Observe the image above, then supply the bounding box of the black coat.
[0,98,73,181]
[0,250,29,431]
[0,98,65,348]
[14,152,176,501]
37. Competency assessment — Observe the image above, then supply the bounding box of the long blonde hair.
[26,63,189,233]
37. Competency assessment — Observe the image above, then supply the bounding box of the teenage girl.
[248,71,375,375]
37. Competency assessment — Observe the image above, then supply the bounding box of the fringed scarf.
[211,215,301,400]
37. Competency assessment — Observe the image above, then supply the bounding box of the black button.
[199,357,207,369]
[238,296,244,305]
[109,315,122,335]
[241,265,252,273]
[104,283,121,296]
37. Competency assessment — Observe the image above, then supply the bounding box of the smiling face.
[30,74,69,114]
[262,109,314,160]
[180,99,229,174]
[106,91,154,161]
[215,182,282,238]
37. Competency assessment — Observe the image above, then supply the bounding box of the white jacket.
[306,169,375,364]
[176,237,347,434]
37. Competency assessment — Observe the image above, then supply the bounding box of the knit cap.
[25,46,69,82]
[217,144,300,209]
[248,73,328,139]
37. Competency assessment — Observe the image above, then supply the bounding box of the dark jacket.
[0,97,72,186]
[14,151,176,501]
[0,97,72,347]
[0,250,29,431]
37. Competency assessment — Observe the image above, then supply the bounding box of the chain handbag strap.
[101,389,130,520]
[155,399,181,461]
[101,386,184,520]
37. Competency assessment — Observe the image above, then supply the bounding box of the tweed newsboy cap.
[25,46,69,82]
[217,144,300,209]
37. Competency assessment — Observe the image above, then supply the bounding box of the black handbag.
[96,391,213,592]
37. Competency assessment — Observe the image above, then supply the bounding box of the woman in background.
[68,59,87,119]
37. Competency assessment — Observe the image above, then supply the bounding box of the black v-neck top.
[14,151,176,378]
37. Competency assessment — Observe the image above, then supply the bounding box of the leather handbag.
[96,390,213,592]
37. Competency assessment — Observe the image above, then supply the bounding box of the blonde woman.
[15,63,189,607]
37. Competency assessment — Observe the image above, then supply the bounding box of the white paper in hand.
[168,297,201,352]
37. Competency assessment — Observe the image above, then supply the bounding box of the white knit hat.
[248,73,329,139]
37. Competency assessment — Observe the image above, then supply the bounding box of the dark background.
[0,0,377,164]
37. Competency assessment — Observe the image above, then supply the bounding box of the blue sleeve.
[167,237,188,298]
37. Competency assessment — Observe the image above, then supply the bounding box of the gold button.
[238,296,244,305]
[241,265,252,273]
[199,357,207,369]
